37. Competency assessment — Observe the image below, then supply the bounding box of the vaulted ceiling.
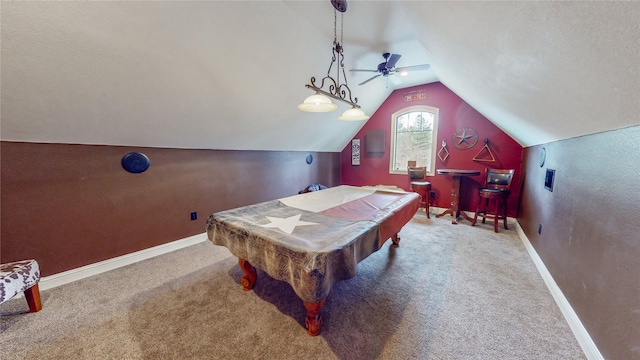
[2,1,639,152]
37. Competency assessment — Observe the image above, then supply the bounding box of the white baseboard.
[515,222,603,360]
[38,233,208,291]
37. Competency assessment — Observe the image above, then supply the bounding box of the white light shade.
[298,94,338,112]
[338,107,370,121]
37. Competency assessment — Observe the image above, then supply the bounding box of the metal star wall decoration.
[457,130,472,144]
[452,127,478,150]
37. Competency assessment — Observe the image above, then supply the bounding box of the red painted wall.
[340,82,523,217]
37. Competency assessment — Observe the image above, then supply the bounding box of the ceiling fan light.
[298,93,338,112]
[338,107,370,121]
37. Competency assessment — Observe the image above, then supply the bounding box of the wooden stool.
[472,188,509,232]
[408,165,431,218]
[0,259,42,312]
[472,168,515,233]
[410,181,431,218]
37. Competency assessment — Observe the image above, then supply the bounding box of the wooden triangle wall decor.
[472,138,496,162]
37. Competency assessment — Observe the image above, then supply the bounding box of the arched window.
[389,105,439,176]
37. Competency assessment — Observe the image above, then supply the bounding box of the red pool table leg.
[238,258,257,291]
[238,257,326,337]
[303,299,326,336]
[390,233,402,247]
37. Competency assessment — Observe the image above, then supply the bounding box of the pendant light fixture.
[298,0,369,121]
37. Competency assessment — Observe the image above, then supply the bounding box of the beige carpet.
[0,212,585,359]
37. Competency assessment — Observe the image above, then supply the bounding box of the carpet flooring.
[0,212,585,359]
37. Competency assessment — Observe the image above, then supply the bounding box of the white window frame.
[389,105,439,176]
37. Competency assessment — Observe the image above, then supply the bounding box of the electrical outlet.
[190,212,197,221]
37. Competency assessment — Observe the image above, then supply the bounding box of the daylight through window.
[389,105,439,176]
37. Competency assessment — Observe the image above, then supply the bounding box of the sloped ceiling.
[1,1,639,152]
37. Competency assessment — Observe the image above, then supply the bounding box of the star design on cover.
[261,214,318,234]
[456,129,473,145]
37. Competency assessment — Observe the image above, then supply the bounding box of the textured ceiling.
[1,1,639,152]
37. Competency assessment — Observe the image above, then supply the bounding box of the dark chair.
[408,163,431,218]
[472,168,515,232]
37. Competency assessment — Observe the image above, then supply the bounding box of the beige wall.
[519,125,640,360]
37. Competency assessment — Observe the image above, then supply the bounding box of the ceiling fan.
[350,53,430,86]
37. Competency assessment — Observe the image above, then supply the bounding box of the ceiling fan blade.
[359,74,381,85]
[349,69,379,73]
[386,54,401,68]
[395,64,430,72]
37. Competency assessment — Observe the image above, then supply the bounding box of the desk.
[206,186,420,336]
[435,169,481,224]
